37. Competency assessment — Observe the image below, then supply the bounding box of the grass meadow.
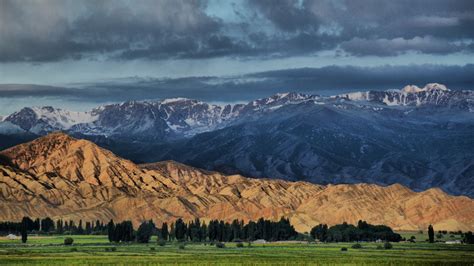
[0,234,473,265]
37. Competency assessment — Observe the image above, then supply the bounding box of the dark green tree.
[189,218,201,241]
[40,217,55,233]
[20,217,29,243]
[107,220,115,242]
[310,224,328,241]
[161,222,169,241]
[169,223,175,241]
[122,221,134,242]
[94,220,101,233]
[20,217,34,231]
[428,225,434,243]
[175,218,187,241]
[246,221,257,241]
[56,219,64,234]
[231,219,242,241]
[463,231,474,244]
[137,220,155,243]
[33,218,40,231]
[77,220,84,234]
[201,222,208,242]
[85,221,92,234]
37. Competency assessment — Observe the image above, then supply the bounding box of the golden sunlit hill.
[1,132,473,232]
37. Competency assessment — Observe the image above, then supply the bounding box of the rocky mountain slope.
[156,99,474,197]
[1,133,473,232]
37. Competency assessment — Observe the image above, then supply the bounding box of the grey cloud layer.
[1,64,473,104]
[1,0,473,62]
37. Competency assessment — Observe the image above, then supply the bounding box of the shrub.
[340,247,348,252]
[236,242,244,248]
[70,248,78,252]
[216,242,226,248]
[158,240,166,246]
[150,247,156,251]
[247,242,252,247]
[178,243,185,250]
[376,245,383,250]
[64,237,74,246]
[351,243,362,249]
[384,242,393,249]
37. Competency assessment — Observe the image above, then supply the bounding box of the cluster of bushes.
[348,242,392,250]
[64,237,74,245]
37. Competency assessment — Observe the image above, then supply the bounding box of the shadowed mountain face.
[1,133,474,232]
[154,101,474,197]
[1,84,473,197]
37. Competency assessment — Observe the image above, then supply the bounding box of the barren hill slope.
[1,133,473,232]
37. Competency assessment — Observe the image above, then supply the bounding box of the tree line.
[0,217,108,235]
[106,217,298,243]
[3,217,473,244]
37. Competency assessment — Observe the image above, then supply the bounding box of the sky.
[1,0,474,115]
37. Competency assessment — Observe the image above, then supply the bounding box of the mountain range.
[1,132,473,232]
[1,83,473,197]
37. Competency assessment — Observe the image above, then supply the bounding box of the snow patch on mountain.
[340,91,370,101]
[338,83,473,110]
[160,97,190,104]
[29,107,98,129]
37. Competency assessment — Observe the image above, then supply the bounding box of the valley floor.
[0,235,473,265]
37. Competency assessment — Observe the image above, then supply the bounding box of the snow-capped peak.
[401,83,449,94]
[5,106,98,134]
[401,85,423,93]
[29,106,98,129]
[275,92,290,99]
[424,83,449,92]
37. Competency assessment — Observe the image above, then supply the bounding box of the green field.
[1,235,473,265]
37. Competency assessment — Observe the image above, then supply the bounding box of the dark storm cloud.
[0,0,220,62]
[248,64,474,91]
[247,0,319,32]
[1,0,473,62]
[1,64,473,103]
